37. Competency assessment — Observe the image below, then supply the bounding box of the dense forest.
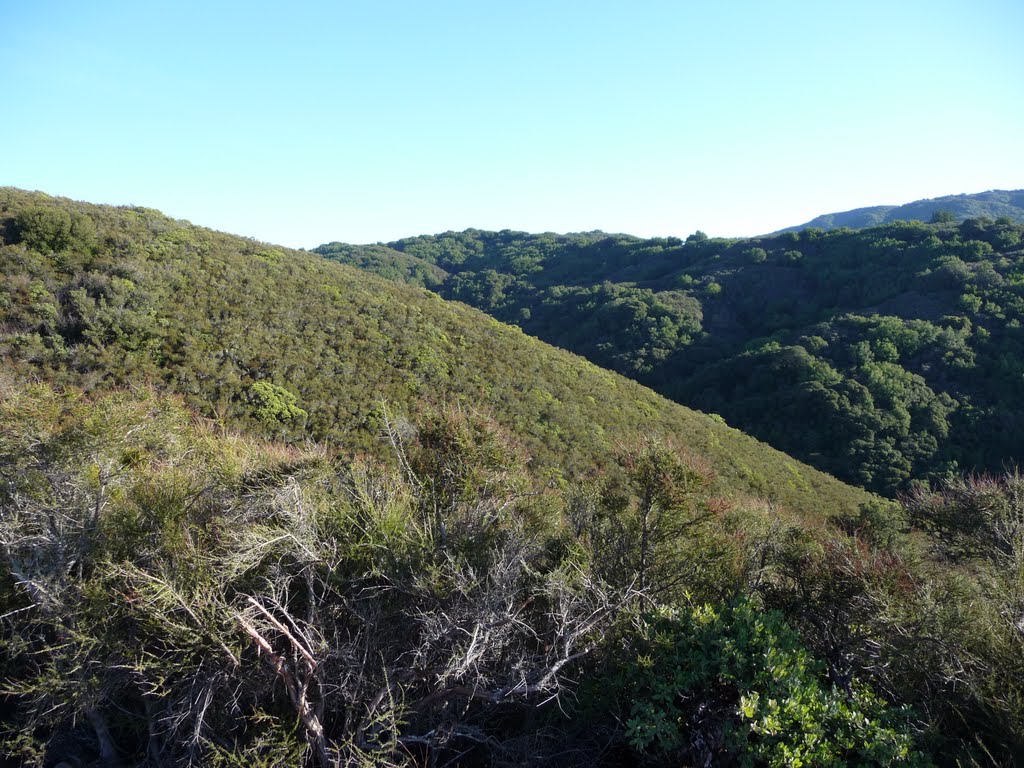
[2,189,1023,767]
[317,212,1024,495]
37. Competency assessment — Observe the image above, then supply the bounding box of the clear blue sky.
[3,0,1022,247]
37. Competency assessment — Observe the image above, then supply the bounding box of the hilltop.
[0,187,868,516]
[773,189,1024,233]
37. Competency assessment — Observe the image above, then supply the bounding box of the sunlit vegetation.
[3,188,1024,766]
[0,187,868,516]
[3,380,1023,765]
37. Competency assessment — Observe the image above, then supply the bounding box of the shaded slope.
[316,216,1024,495]
[0,187,870,517]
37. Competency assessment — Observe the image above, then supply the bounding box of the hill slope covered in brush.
[0,187,868,516]
[3,189,1024,767]
[318,214,1024,494]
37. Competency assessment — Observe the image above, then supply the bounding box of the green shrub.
[14,204,96,255]
[248,381,307,425]
[613,600,927,766]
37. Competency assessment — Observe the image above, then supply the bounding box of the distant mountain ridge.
[773,189,1024,233]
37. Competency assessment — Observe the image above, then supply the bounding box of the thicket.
[2,381,1023,765]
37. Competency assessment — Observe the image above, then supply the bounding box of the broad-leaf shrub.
[612,600,927,767]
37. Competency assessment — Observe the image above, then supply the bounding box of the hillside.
[773,189,1024,233]
[4,189,1024,767]
[0,187,870,518]
[317,215,1024,495]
